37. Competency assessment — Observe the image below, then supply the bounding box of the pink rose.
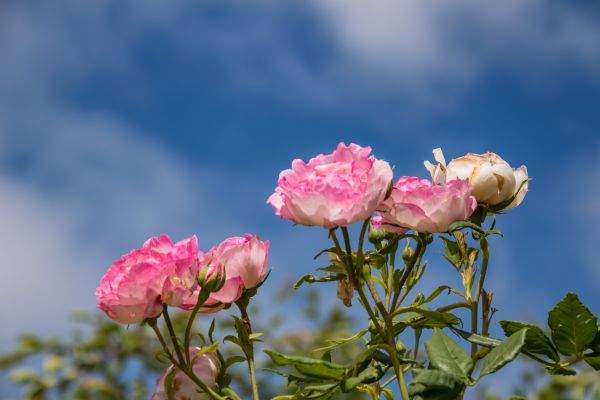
[96,235,199,324]
[267,142,393,228]
[152,348,220,400]
[379,177,477,233]
[181,234,269,312]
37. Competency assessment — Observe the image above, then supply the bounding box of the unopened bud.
[395,340,406,354]
[202,267,225,293]
[197,266,210,286]
[402,241,413,264]
[368,227,386,244]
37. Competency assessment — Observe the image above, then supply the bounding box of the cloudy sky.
[1,0,599,397]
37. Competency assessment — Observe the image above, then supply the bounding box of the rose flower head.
[379,177,477,233]
[268,142,393,228]
[424,148,528,211]
[96,234,199,324]
[181,234,269,312]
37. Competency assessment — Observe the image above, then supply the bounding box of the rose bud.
[424,148,528,211]
[181,234,269,312]
[378,177,477,233]
[152,348,220,400]
[96,235,199,324]
[268,142,393,228]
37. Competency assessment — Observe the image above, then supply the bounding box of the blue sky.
[1,0,600,397]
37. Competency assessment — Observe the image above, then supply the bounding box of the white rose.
[424,148,528,211]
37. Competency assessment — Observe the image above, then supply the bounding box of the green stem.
[147,318,174,360]
[391,239,424,311]
[470,236,490,359]
[183,289,211,365]
[163,306,186,367]
[237,302,260,400]
[331,230,384,336]
[340,227,409,400]
[149,317,225,400]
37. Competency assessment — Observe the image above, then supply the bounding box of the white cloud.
[0,107,249,351]
[315,0,600,79]
[309,0,600,106]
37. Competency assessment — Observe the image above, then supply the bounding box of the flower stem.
[236,302,260,400]
[183,289,211,365]
[149,316,225,400]
[339,226,409,400]
[470,235,490,359]
[162,306,186,367]
[391,239,424,311]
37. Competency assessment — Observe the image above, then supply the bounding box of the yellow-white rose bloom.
[424,148,528,211]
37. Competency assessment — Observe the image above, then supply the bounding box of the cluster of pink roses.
[96,234,269,324]
[268,143,528,232]
[96,234,268,398]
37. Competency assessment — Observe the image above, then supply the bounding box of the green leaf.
[409,369,464,400]
[584,353,600,370]
[299,382,339,399]
[499,320,559,362]
[548,292,598,356]
[294,273,345,289]
[452,328,502,348]
[587,328,600,352]
[447,221,486,234]
[425,328,472,379]
[313,329,368,353]
[391,308,461,337]
[546,366,577,376]
[223,356,246,369]
[439,237,461,265]
[313,247,337,260]
[479,328,527,377]
[340,363,389,391]
[423,286,452,304]
[195,341,219,356]
[264,350,348,380]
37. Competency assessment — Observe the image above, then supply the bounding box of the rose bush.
[89,143,600,400]
[267,142,393,228]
